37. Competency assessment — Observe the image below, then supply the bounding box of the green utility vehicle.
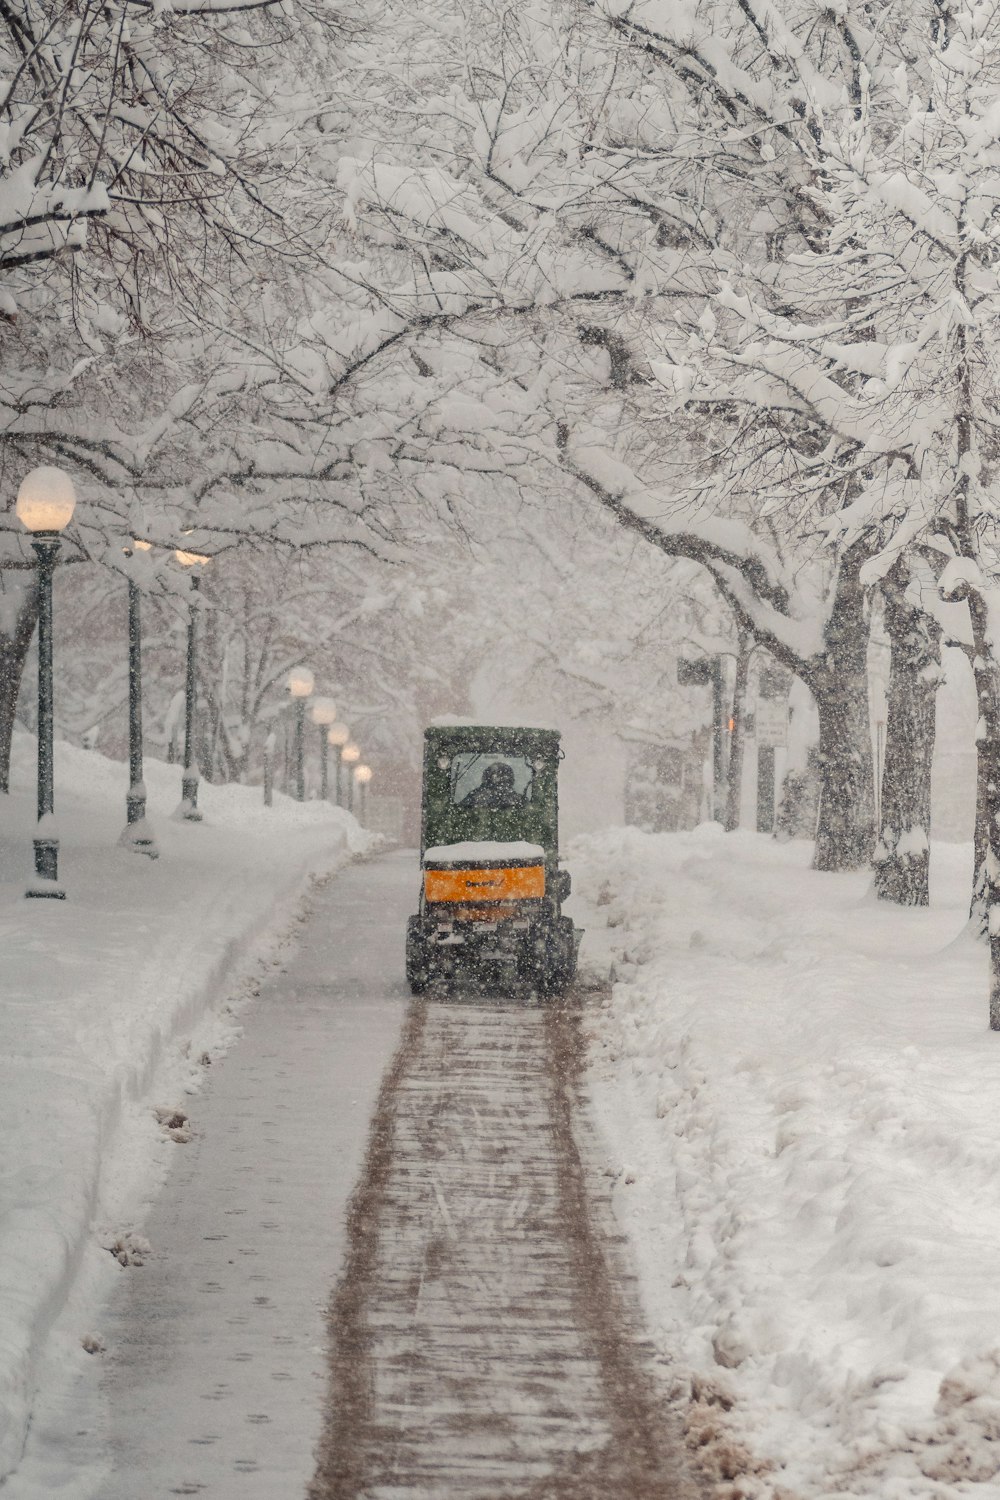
[405,723,581,994]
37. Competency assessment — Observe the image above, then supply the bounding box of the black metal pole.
[319,727,329,800]
[27,535,63,896]
[335,749,343,807]
[120,577,159,855]
[294,699,306,801]
[347,767,354,815]
[181,573,202,821]
[128,581,143,817]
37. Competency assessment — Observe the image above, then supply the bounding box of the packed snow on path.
[0,731,373,1485]
[572,824,1000,1500]
[11,854,410,1500]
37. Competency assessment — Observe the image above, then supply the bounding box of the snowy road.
[13,850,698,1500]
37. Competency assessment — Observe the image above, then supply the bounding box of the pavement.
[309,992,699,1499]
[9,853,410,1500]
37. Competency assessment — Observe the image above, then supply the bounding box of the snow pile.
[423,840,545,863]
[572,824,1000,1499]
[0,732,373,1483]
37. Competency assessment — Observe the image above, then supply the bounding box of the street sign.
[755,698,788,746]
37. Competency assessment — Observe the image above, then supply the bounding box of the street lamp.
[310,696,337,800]
[354,763,373,824]
[287,666,314,800]
[15,466,76,897]
[175,547,211,821]
[120,539,157,857]
[341,741,360,813]
[327,722,349,805]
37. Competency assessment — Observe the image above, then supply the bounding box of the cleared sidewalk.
[0,732,370,1486]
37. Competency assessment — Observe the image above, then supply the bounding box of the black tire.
[531,916,577,995]
[405,917,431,995]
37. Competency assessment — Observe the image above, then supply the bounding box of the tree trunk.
[724,633,753,832]
[970,663,1000,1026]
[970,660,1000,945]
[974,728,990,914]
[0,579,39,793]
[810,544,876,872]
[873,561,942,906]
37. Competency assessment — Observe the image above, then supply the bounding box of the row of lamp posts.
[284,668,372,818]
[13,463,374,902]
[15,466,212,899]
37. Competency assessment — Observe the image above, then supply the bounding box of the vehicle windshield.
[450,752,535,810]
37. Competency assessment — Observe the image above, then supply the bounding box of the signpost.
[757,747,776,833]
[678,656,727,820]
[754,698,788,747]
[754,668,790,832]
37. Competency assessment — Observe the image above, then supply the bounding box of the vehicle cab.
[405,723,580,993]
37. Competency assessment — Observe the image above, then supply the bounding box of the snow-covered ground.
[0,732,372,1485]
[9,736,997,1500]
[573,825,1000,1500]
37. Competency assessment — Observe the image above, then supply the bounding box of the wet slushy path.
[310,990,699,1498]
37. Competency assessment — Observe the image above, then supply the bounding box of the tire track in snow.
[309,992,701,1499]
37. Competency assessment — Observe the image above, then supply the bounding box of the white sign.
[755,700,788,746]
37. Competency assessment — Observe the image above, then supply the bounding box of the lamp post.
[310,696,337,800]
[354,763,372,825]
[286,667,314,800]
[341,741,360,812]
[327,722,349,804]
[175,548,211,821]
[120,540,158,857]
[15,466,76,897]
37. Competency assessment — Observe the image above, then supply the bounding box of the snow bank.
[0,733,373,1482]
[423,840,544,863]
[572,824,1000,1499]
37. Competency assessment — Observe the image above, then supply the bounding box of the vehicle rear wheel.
[529,917,577,995]
[405,917,431,995]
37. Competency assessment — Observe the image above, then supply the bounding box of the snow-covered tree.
[633,0,1000,939]
[0,0,423,784]
[308,0,894,870]
[311,0,1000,923]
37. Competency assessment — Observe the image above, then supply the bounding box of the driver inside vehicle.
[461,761,523,810]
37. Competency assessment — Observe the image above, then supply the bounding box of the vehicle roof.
[424,723,561,750]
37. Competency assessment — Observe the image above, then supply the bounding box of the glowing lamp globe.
[310,696,337,726]
[287,667,314,699]
[341,742,360,765]
[15,467,77,535]
[354,764,373,785]
[327,722,349,748]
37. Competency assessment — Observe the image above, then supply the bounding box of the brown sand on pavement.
[309,991,703,1500]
